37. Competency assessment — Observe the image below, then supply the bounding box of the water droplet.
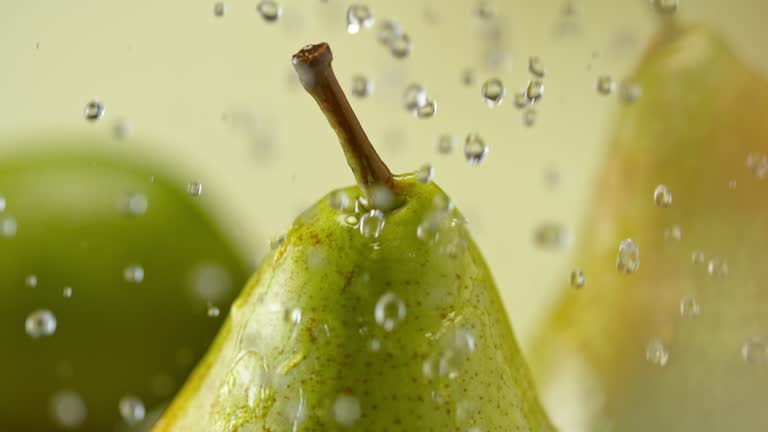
[403,83,428,112]
[416,164,434,183]
[456,399,478,425]
[596,75,614,95]
[619,80,642,103]
[83,100,105,121]
[728,179,737,190]
[63,286,73,298]
[377,19,401,46]
[513,92,530,109]
[679,296,700,319]
[645,337,669,366]
[616,238,640,274]
[464,133,488,166]
[369,339,381,351]
[213,1,226,17]
[25,274,38,288]
[480,78,505,107]
[207,303,221,317]
[333,394,361,426]
[534,223,573,249]
[50,391,87,429]
[346,4,374,34]
[653,184,672,208]
[123,264,145,283]
[528,56,546,77]
[663,224,682,241]
[707,256,728,279]
[366,184,396,211]
[525,79,544,102]
[746,153,768,178]
[374,292,406,331]
[350,75,373,98]
[118,395,145,425]
[187,181,203,196]
[461,68,476,86]
[25,309,57,338]
[569,269,585,288]
[345,215,358,226]
[328,190,353,212]
[742,337,768,366]
[416,98,437,118]
[123,193,148,216]
[521,108,537,127]
[112,119,133,139]
[389,33,412,59]
[283,307,302,325]
[475,0,496,19]
[691,250,705,265]
[0,194,5,212]
[257,0,281,22]
[417,212,445,244]
[651,0,679,14]
[436,134,455,154]
[359,209,385,239]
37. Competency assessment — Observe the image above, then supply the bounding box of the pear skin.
[531,24,768,431]
[152,44,554,432]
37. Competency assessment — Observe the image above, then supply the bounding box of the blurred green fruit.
[0,136,251,431]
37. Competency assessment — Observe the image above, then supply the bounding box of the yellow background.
[1,0,766,345]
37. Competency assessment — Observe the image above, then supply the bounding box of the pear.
[0,140,250,431]
[153,43,554,431]
[530,23,768,431]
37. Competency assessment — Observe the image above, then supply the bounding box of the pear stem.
[292,43,394,201]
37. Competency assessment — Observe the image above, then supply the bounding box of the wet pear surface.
[531,25,768,432]
[0,136,250,431]
[154,176,554,431]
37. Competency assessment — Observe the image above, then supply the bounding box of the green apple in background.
[0,136,252,431]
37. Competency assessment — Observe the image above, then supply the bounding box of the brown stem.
[292,43,394,203]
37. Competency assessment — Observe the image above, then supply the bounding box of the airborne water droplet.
[616,238,640,274]
[187,181,203,196]
[83,100,105,121]
[257,0,282,22]
[436,134,455,154]
[416,164,434,183]
[416,98,437,118]
[480,78,505,107]
[328,190,354,212]
[333,394,361,426]
[525,79,544,102]
[359,209,385,239]
[596,75,614,95]
[663,224,682,241]
[377,19,401,46]
[0,194,5,212]
[651,0,679,14]
[461,68,476,86]
[346,4,374,34]
[50,391,87,429]
[390,33,412,59]
[619,80,642,103]
[207,303,221,317]
[534,223,572,249]
[403,83,428,113]
[63,286,73,298]
[528,56,546,78]
[742,337,768,366]
[691,250,705,265]
[513,92,530,109]
[475,0,496,19]
[645,338,669,366]
[213,2,226,17]
[464,133,488,166]
[521,108,537,127]
[746,153,768,178]
[1,215,18,237]
[374,292,406,331]
[25,309,57,338]
[118,395,145,425]
[707,256,728,279]
[569,269,585,288]
[679,296,700,319]
[123,265,145,283]
[653,184,672,207]
[350,75,373,98]
[25,274,38,288]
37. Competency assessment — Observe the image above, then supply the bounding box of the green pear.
[153,43,554,432]
[0,139,250,431]
[530,23,768,431]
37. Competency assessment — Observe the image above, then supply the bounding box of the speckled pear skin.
[153,176,555,431]
[530,25,768,431]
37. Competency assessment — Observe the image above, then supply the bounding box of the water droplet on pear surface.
[123,193,148,216]
[25,309,57,338]
[569,269,586,288]
[663,224,682,241]
[359,209,385,239]
[691,250,705,265]
[63,286,73,298]
[0,194,5,212]
[742,337,768,366]
[123,264,145,283]
[746,152,768,178]
[653,184,672,207]
[50,391,87,429]
[679,296,700,319]
[619,80,642,103]
[464,133,488,166]
[651,0,679,14]
[706,256,728,279]
[187,181,203,196]
[333,394,361,426]
[481,78,505,107]
[25,274,38,288]
[616,238,640,274]
[374,292,406,331]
